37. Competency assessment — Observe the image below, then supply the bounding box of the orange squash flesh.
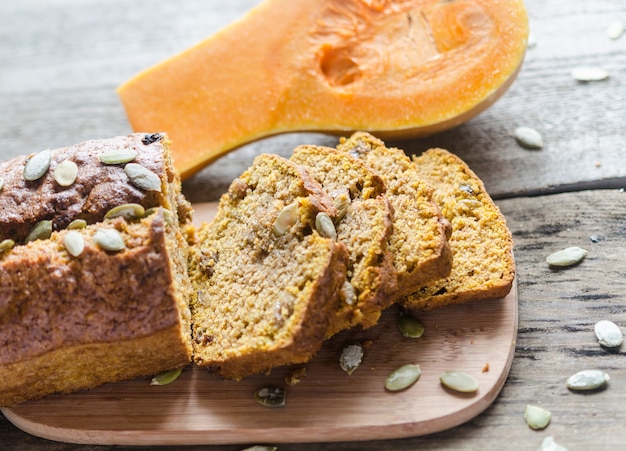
[117,0,528,179]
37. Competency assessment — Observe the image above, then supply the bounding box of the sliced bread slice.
[336,132,453,297]
[403,148,515,311]
[188,153,348,379]
[290,145,396,336]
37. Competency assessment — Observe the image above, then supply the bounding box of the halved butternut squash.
[118,0,528,179]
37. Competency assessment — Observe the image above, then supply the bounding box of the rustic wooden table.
[1,0,625,450]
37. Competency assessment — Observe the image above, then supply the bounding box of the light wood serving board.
[2,202,518,446]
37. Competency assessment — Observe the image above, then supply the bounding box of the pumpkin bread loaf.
[290,145,396,336]
[0,133,194,405]
[188,153,349,380]
[403,148,515,311]
[336,132,453,297]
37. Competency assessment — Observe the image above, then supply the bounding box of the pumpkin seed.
[104,203,146,220]
[141,133,163,145]
[594,320,623,348]
[524,404,552,430]
[385,364,421,392]
[93,228,126,251]
[398,314,425,338]
[440,371,479,393]
[67,219,87,230]
[546,246,587,267]
[0,178,4,193]
[273,202,298,236]
[538,436,568,451]
[332,189,351,222]
[25,220,53,243]
[63,231,84,257]
[566,369,610,391]
[339,343,363,375]
[23,149,51,181]
[150,367,183,386]
[284,367,307,386]
[124,163,162,192]
[0,239,15,253]
[254,386,286,408]
[315,212,337,240]
[341,281,356,306]
[53,160,78,187]
[514,126,544,149]
[571,67,609,82]
[607,20,624,40]
[98,148,138,165]
[241,446,277,451]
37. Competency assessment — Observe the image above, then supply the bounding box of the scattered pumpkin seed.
[524,404,552,430]
[254,386,286,408]
[606,20,624,40]
[546,246,587,267]
[538,436,568,451]
[594,320,623,348]
[98,148,138,165]
[341,281,356,306]
[124,163,162,192]
[93,228,126,251]
[0,239,15,253]
[67,219,87,230]
[53,160,78,187]
[571,66,609,82]
[339,343,364,375]
[25,220,53,243]
[440,371,479,393]
[398,314,425,338]
[150,367,183,386]
[315,212,337,240]
[63,231,84,257]
[566,369,610,391]
[23,149,51,181]
[104,203,146,221]
[527,32,537,49]
[385,364,421,392]
[273,202,299,236]
[514,126,544,149]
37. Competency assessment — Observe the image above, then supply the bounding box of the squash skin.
[118,0,529,179]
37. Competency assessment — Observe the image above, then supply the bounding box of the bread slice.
[336,132,452,297]
[0,210,193,406]
[403,148,515,311]
[188,153,348,380]
[290,145,396,336]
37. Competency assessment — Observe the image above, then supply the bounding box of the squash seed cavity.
[98,148,138,165]
[398,314,425,338]
[24,149,51,181]
[566,369,610,391]
[124,163,162,192]
[25,220,53,243]
[105,203,146,221]
[150,367,183,386]
[546,246,587,267]
[524,404,552,430]
[63,231,84,257]
[594,320,623,348]
[385,364,421,392]
[339,343,363,375]
[53,160,78,186]
[440,371,479,393]
[93,228,126,252]
[254,386,286,408]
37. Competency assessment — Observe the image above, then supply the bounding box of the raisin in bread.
[290,145,396,336]
[403,148,515,310]
[188,153,348,380]
[336,132,453,297]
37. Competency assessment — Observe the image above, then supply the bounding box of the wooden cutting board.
[2,202,518,446]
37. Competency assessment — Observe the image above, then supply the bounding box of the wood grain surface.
[1,0,626,450]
